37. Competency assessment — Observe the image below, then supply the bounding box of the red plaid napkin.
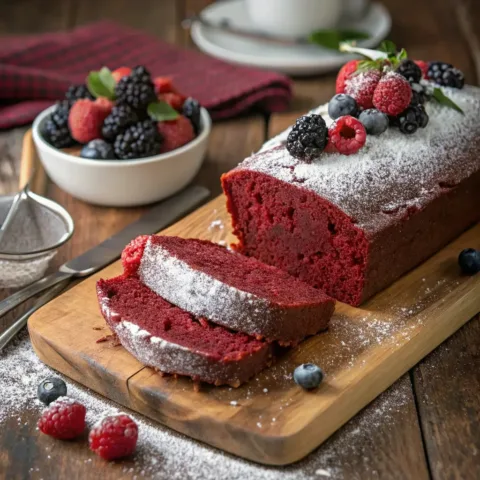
[0,21,292,129]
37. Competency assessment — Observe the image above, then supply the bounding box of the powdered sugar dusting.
[1,333,413,479]
[242,84,480,233]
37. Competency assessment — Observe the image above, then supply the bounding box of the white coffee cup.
[245,0,343,38]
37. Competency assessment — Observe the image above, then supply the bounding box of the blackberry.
[328,94,359,120]
[410,83,428,106]
[182,98,201,134]
[115,66,156,111]
[286,114,328,162]
[396,59,422,84]
[427,62,465,89]
[41,101,75,148]
[102,104,139,141]
[65,84,94,105]
[114,120,162,159]
[414,104,429,128]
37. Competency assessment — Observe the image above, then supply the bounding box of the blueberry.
[458,248,480,275]
[359,109,389,135]
[293,363,324,390]
[80,139,116,160]
[328,94,359,120]
[37,377,67,405]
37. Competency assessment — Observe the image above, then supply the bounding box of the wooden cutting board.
[28,190,480,465]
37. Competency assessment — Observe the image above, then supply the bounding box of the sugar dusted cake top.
[236,84,480,234]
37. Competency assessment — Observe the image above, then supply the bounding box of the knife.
[0,185,210,320]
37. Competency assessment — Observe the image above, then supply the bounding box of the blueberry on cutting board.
[38,377,67,405]
[294,363,324,390]
[458,248,480,275]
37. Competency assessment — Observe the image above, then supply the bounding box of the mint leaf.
[379,40,397,55]
[432,87,464,114]
[99,67,116,94]
[309,29,370,50]
[147,101,179,121]
[87,70,115,100]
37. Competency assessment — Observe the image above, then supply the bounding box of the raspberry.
[328,115,366,156]
[112,67,132,83]
[38,397,86,440]
[345,69,382,110]
[286,114,328,161]
[159,92,187,112]
[114,120,162,159]
[415,60,429,79]
[68,98,112,143]
[89,414,138,460]
[153,76,176,95]
[121,235,150,276]
[335,60,360,94]
[157,115,195,153]
[372,72,412,116]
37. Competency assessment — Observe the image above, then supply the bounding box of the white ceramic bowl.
[32,106,211,207]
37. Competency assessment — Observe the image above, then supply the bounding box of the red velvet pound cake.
[97,276,273,387]
[222,86,480,306]
[122,235,335,345]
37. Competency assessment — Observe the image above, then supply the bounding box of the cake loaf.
[97,276,273,387]
[222,85,480,306]
[122,235,335,344]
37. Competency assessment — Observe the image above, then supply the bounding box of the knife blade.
[0,185,210,319]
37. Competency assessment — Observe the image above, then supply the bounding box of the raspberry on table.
[286,114,328,162]
[41,101,75,148]
[37,397,86,440]
[89,414,138,460]
[157,115,195,153]
[335,59,361,94]
[65,84,94,105]
[115,66,156,111]
[102,104,139,141]
[114,120,162,159]
[345,69,382,110]
[427,62,465,89]
[372,72,412,116]
[328,115,367,155]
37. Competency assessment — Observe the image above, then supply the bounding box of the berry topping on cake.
[328,94,359,120]
[458,248,480,275]
[111,67,132,83]
[80,139,116,160]
[68,98,112,143]
[157,115,195,153]
[372,71,412,116]
[428,62,465,89]
[89,414,138,460]
[286,114,328,162]
[293,364,324,390]
[335,59,361,94]
[102,104,139,141]
[415,60,429,79]
[38,397,86,439]
[395,104,429,134]
[41,101,75,148]
[345,69,382,110]
[115,66,156,110]
[65,84,94,105]
[114,120,162,159]
[410,82,428,106]
[396,59,422,84]
[358,109,389,135]
[182,97,202,134]
[37,377,67,405]
[328,115,366,155]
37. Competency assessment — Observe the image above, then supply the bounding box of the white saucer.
[191,1,391,76]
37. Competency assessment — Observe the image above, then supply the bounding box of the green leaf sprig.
[87,67,116,100]
[309,29,370,50]
[431,87,464,113]
[147,101,179,122]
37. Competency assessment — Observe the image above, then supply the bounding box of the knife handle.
[0,270,72,319]
[0,279,70,351]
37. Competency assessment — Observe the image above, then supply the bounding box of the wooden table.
[0,1,479,478]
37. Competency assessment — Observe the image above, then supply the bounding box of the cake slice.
[97,276,273,387]
[121,235,335,345]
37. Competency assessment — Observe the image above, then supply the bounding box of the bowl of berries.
[32,66,211,207]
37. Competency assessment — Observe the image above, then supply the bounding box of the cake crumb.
[230,401,238,406]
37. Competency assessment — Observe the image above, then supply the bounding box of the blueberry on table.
[37,377,67,405]
[328,94,359,120]
[458,248,480,275]
[80,139,116,160]
[359,109,389,135]
[294,363,324,390]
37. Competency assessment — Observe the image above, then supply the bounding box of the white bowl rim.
[32,104,212,167]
